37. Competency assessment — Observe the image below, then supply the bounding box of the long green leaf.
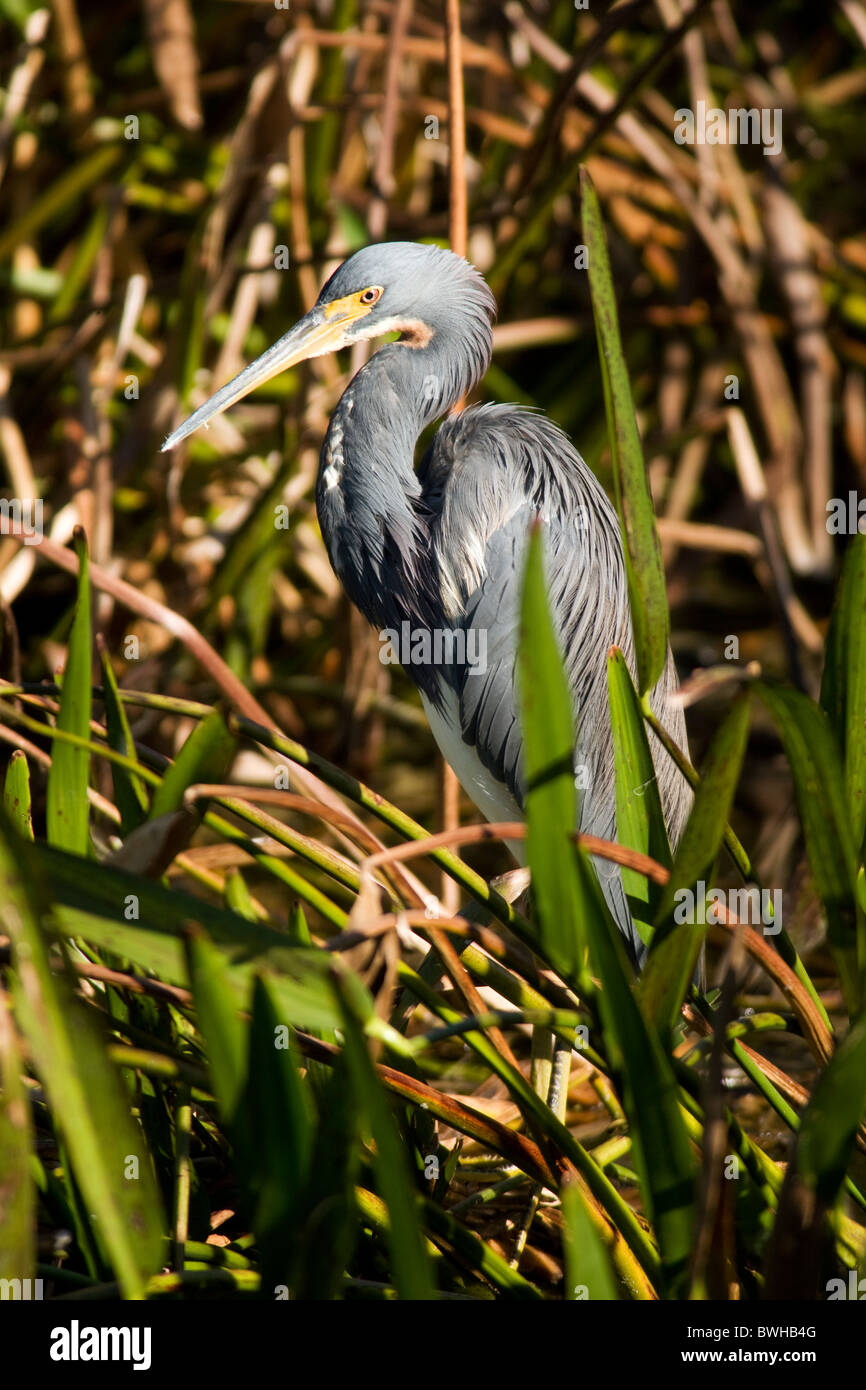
[1,811,164,1298]
[20,838,342,1030]
[335,967,435,1300]
[561,1176,620,1300]
[608,648,672,945]
[186,927,248,1125]
[821,533,866,856]
[99,644,149,834]
[149,709,236,820]
[797,1012,866,1204]
[46,528,92,855]
[756,682,862,1016]
[640,693,751,1032]
[291,1064,359,1301]
[766,1011,866,1297]
[0,992,34,1282]
[575,843,695,1297]
[518,522,586,984]
[245,976,314,1292]
[581,167,669,692]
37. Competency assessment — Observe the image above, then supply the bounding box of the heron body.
[163,241,689,960]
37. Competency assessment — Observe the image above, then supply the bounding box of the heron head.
[161,242,494,451]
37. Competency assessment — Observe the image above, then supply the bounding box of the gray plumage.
[163,240,690,962]
[313,243,688,959]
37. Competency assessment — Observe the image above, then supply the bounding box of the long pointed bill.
[161,303,357,452]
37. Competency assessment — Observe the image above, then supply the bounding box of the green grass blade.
[561,1176,620,1300]
[640,693,751,1032]
[99,644,149,833]
[0,990,34,1282]
[1,811,164,1298]
[45,528,92,855]
[224,867,257,921]
[185,934,330,1298]
[518,522,586,984]
[756,682,862,1016]
[291,1064,360,1301]
[767,1011,866,1296]
[49,203,109,323]
[574,842,695,1297]
[245,977,315,1291]
[288,902,312,945]
[334,967,435,1300]
[797,1012,866,1205]
[608,648,672,945]
[185,926,250,1141]
[4,750,33,839]
[580,167,669,692]
[821,533,866,856]
[149,709,236,820]
[22,838,342,1028]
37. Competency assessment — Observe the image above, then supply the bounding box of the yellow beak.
[161,295,369,451]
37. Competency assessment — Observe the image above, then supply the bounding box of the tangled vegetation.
[1,0,865,1303]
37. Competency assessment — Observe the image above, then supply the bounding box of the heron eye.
[359,287,382,305]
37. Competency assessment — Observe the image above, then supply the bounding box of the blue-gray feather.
[313,241,689,959]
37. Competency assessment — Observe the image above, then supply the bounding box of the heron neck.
[315,335,482,639]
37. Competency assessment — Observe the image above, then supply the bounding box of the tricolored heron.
[162,241,689,961]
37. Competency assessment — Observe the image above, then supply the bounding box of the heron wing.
[422,404,630,816]
[420,404,689,958]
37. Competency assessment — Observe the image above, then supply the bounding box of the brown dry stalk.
[368,0,412,238]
